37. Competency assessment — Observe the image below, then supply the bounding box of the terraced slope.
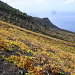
[0,21,75,75]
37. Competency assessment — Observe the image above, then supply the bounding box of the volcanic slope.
[0,21,75,75]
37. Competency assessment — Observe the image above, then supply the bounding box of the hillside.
[0,1,75,75]
[0,21,75,75]
[0,1,75,43]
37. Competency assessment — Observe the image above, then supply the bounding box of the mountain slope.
[0,1,75,43]
[0,1,75,75]
[0,21,75,75]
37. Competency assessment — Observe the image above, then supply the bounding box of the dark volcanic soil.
[0,57,25,75]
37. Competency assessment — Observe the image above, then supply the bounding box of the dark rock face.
[41,18,58,28]
[33,17,58,29]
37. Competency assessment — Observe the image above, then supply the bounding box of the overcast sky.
[1,0,75,17]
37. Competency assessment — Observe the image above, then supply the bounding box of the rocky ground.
[0,49,27,75]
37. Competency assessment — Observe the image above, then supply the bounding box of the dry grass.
[0,21,75,75]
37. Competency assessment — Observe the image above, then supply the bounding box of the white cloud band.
[64,0,74,4]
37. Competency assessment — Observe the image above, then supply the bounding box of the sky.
[1,0,75,17]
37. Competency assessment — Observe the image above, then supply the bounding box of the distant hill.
[0,1,75,43]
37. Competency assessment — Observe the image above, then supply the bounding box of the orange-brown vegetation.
[0,21,75,75]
